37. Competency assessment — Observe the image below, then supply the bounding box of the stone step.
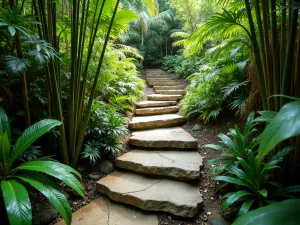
[147,94,182,101]
[146,77,173,80]
[148,81,180,87]
[135,106,179,115]
[97,171,203,217]
[155,90,186,95]
[55,197,158,225]
[154,85,185,90]
[116,150,203,180]
[147,79,175,83]
[136,100,177,108]
[129,127,198,149]
[129,114,186,130]
[147,80,180,86]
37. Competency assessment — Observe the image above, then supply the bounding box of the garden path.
[56,69,204,224]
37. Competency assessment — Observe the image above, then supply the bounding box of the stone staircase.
[57,69,203,225]
[97,69,203,217]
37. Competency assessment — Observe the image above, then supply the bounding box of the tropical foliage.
[207,112,300,217]
[0,108,84,225]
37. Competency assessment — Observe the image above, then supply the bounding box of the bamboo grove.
[1,0,136,167]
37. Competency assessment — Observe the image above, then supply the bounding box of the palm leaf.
[14,161,84,198]
[1,180,31,225]
[15,172,72,225]
[9,119,62,165]
[0,107,11,144]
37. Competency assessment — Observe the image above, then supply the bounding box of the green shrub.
[162,53,202,77]
[0,107,84,225]
[206,112,300,217]
[83,100,128,164]
[181,42,249,122]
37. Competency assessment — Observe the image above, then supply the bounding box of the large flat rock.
[129,127,198,149]
[136,100,177,108]
[135,106,179,115]
[146,75,172,79]
[97,171,203,217]
[148,94,183,101]
[155,90,186,95]
[116,150,203,180]
[129,114,186,130]
[154,85,185,90]
[55,197,158,225]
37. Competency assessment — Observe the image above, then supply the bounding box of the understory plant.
[162,53,202,78]
[232,97,300,224]
[181,40,249,122]
[206,111,300,217]
[0,108,84,225]
[82,100,128,164]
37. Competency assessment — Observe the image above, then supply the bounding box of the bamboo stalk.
[270,0,279,110]
[73,0,121,167]
[280,6,299,106]
[244,0,268,109]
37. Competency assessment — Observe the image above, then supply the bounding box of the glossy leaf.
[254,110,277,123]
[15,161,84,198]
[10,119,62,165]
[233,199,300,225]
[222,190,253,210]
[16,173,72,225]
[0,132,10,168]
[0,107,11,144]
[8,26,16,36]
[259,101,300,159]
[1,180,32,225]
[238,199,255,215]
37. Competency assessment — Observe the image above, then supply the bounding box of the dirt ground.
[46,72,239,225]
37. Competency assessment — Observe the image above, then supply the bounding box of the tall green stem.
[280,6,299,106]
[244,0,268,109]
[72,0,121,167]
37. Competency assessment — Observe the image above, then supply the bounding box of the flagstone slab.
[55,197,158,225]
[154,85,185,90]
[129,127,198,149]
[155,90,186,95]
[136,100,177,108]
[135,106,179,115]
[97,171,203,217]
[147,94,183,101]
[116,150,203,180]
[129,114,186,130]
[149,81,181,87]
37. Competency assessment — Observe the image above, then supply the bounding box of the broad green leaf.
[238,199,255,215]
[1,180,31,225]
[0,132,10,168]
[203,143,227,151]
[10,119,62,165]
[206,156,233,165]
[213,175,249,187]
[222,190,253,210]
[258,189,268,198]
[259,101,300,160]
[15,173,72,225]
[233,199,300,225]
[0,107,11,144]
[8,26,16,36]
[254,110,277,123]
[15,161,84,198]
